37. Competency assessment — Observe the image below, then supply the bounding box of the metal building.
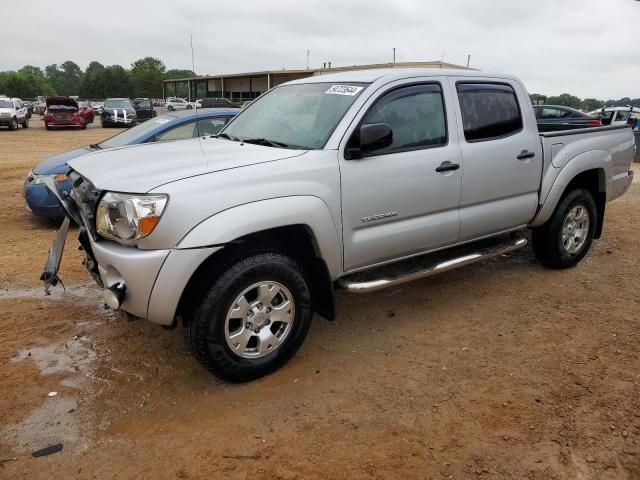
[162,61,468,102]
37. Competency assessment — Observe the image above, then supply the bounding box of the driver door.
[339,80,463,271]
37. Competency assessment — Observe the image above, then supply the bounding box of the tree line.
[0,57,193,100]
[1,58,638,108]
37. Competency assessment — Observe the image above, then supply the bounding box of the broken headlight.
[96,192,168,246]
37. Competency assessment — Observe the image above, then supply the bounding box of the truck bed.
[537,124,635,211]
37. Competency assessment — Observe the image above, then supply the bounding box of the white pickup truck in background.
[43,68,636,381]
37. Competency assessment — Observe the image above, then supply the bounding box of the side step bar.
[338,238,528,294]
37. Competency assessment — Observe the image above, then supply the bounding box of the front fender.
[530,150,610,227]
[177,195,343,279]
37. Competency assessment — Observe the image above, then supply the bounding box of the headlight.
[96,192,168,245]
[29,173,68,185]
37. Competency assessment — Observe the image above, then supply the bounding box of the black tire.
[186,105,193,110]
[22,118,29,128]
[9,118,18,131]
[185,252,313,382]
[532,188,597,269]
[45,124,52,130]
[167,105,174,111]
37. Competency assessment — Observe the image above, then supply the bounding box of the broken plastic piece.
[32,444,63,457]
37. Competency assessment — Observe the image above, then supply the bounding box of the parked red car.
[44,97,94,130]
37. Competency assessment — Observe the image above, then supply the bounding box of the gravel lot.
[0,116,639,479]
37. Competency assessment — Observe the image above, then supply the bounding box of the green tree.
[530,93,547,105]
[45,61,84,95]
[103,65,131,97]
[18,65,55,97]
[582,98,603,112]
[81,61,106,98]
[545,93,582,109]
[130,57,166,98]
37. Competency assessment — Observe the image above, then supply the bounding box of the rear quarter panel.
[531,126,634,227]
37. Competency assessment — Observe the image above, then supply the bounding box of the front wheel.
[532,188,597,269]
[185,252,313,382]
[9,118,18,130]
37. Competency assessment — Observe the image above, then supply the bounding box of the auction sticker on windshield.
[325,85,364,96]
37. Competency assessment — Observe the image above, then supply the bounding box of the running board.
[338,238,528,294]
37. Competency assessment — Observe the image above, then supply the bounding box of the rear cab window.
[456,83,523,142]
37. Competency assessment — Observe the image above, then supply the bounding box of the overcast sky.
[3,0,639,99]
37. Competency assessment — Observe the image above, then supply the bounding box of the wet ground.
[0,116,639,479]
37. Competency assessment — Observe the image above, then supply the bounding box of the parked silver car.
[0,97,29,130]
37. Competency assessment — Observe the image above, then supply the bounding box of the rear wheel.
[532,188,597,269]
[21,117,29,128]
[185,252,313,382]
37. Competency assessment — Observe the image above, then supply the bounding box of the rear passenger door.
[450,79,542,241]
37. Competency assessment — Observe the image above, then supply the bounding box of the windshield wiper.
[89,143,102,150]
[213,133,240,141]
[241,138,289,148]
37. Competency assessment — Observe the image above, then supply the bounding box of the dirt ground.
[0,116,638,480]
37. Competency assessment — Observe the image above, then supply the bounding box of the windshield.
[222,82,368,149]
[105,99,132,109]
[47,103,78,112]
[0,99,12,108]
[99,115,173,149]
[134,99,151,108]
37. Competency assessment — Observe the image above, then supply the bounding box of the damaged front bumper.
[40,173,170,319]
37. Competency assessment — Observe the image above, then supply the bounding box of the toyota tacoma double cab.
[42,69,635,382]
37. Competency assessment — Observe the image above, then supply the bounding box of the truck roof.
[286,68,518,85]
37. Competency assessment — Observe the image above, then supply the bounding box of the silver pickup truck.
[42,69,635,381]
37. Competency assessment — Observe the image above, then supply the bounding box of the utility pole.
[306,50,310,70]
[393,47,396,63]
[466,54,471,68]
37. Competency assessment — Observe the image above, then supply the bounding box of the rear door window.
[456,83,523,142]
[155,121,196,142]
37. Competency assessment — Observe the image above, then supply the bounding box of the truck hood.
[67,137,307,192]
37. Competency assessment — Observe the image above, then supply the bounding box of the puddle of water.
[11,338,96,379]
[0,284,98,302]
[2,397,80,451]
[3,338,98,451]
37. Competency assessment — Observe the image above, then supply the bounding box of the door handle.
[517,150,536,160]
[435,161,460,173]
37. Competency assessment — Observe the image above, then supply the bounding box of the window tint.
[196,117,229,136]
[155,121,196,142]
[361,84,446,155]
[456,83,523,142]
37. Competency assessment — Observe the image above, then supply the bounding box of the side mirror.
[346,123,393,159]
